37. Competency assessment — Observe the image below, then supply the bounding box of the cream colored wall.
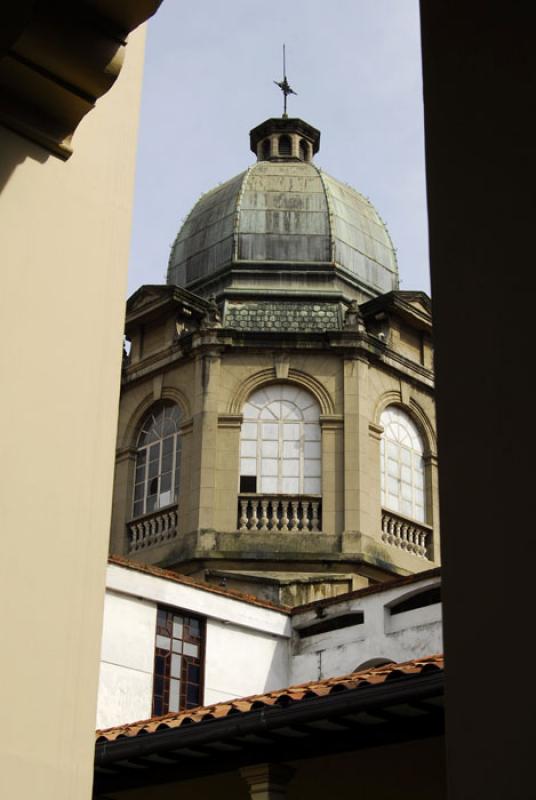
[0,26,146,800]
[112,332,439,573]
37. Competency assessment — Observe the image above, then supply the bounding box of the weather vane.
[274,44,297,118]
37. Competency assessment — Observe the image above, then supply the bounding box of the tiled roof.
[96,654,443,743]
[107,555,291,612]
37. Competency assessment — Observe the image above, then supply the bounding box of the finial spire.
[274,44,297,118]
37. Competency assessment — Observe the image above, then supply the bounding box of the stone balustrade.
[381,509,431,559]
[238,495,321,533]
[128,505,178,553]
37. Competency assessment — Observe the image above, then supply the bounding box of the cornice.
[0,1,162,158]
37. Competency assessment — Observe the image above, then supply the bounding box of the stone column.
[240,764,295,800]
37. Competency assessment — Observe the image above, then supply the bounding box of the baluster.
[267,499,276,530]
[381,513,388,543]
[129,524,136,552]
[310,501,320,532]
[259,500,269,532]
[419,531,427,558]
[250,499,259,531]
[289,500,299,531]
[238,499,249,532]
[280,499,289,532]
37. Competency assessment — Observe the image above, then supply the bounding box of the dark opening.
[240,475,257,493]
[389,586,441,615]
[297,612,364,638]
[279,135,292,156]
[299,139,308,161]
[262,139,271,160]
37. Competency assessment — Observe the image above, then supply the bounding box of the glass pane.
[241,422,257,439]
[171,653,182,678]
[160,472,172,492]
[304,424,321,441]
[186,683,199,707]
[283,423,300,440]
[304,477,321,494]
[133,499,143,517]
[262,423,278,440]
[240,440,257,458]
[148,459,159,479]
[156,635,171,650]
[183,642,199,657]
[282,460,299,477]
[172,619,184,639]
[161,453,173,473]
[240,458,256,476]
[261,459,278,476]
[136,449,147,467]
[169,678,180,712]
[162,436,175,456]
[149,442,160,462]
[261,441,278,457]
[188,619,201,638]
[387,458,400,477]
[281,477,299,494]
[304,459,321,477]
[172,638,182,653]
[159,489,172,507]
[260,476,277,493]
[283,440,299,458]
[304,441,321,459]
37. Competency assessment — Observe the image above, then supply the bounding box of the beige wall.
[0,25,146,800]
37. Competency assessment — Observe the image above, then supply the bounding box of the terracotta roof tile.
[96,654,443,743]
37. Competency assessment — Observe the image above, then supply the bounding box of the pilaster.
[343,356,370,535]
[189,349,222,531]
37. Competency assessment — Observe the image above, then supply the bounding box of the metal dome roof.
[167,132,398,298]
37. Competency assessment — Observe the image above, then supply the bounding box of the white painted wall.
[204,621,288,705]
[97,565,442,729]
[290,577,442,684]
[97,565,291,728]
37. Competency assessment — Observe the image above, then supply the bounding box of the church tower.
[109,112,439,604]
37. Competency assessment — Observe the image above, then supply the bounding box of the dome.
[167,119,398,299]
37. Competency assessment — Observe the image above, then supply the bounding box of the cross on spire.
[274,44,297,118]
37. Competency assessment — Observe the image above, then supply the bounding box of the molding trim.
[229,368,336,415]
[120,386,191,449]
[0,1,162,158]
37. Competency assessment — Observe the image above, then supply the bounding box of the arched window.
[278,134,292,156]
[299,138,308,161]
[240,385,321,495]
[262,138,271,160]
[380,406,425,522]
[132,403,182,518]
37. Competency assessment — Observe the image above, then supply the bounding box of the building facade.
[108,114,439,604]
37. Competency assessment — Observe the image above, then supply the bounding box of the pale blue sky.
[128,1,430,296]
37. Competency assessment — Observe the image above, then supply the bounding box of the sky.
[128,0,430,296]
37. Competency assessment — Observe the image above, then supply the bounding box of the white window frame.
[240,385,321,495]
[380,406,426,522]
[132,403,182,518]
